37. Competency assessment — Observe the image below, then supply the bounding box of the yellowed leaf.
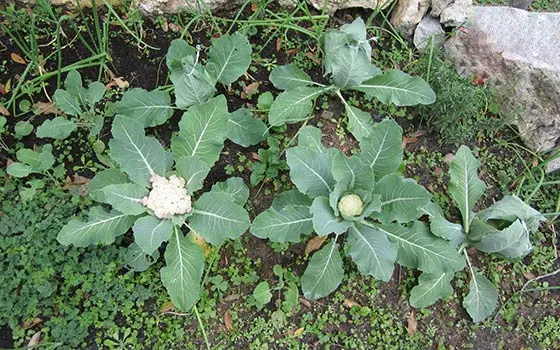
[292,327,304,337]
[0,104,9,117]
[343,298,360,309]
[22,317,42,330]
[192,231,212,257]
[244,82,260,96]
[35,101,58,115]
[224,310,232,332]
[305,235,328,256]
[407,310,417,336]
[160,301,174,313]
[10,52,26,64]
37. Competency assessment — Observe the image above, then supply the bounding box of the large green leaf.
[57,206,136,247]
[175,155,210,194]
[53,89,82,116]
[429,213,466,248]
[63,69,87,100]
[286,147,336,198]
[409,272,454,308]
[272,189,313,210]
[297,126,327,153]
[345,105,374,141]
[310,197,353,236]
[133,215,173,255]
[463,267,498,323]
[171,95,229,167]
[331,151,375,193]
[160,231,204,312]
[102,183,148,215]
[476,195,545,233]
[207,32,251,84]
[114,88,174,127]
[269,64,314,90]
[210,177,249,206]
[251,204,313,243]
[371,174,432,224]
[6,163,32,177]
[227,108,268,147]
[358,118,403,179]
[268,86,326,126]
[124,242,158,272]
[166,39,196,71]
[470,219,531,258]
[36,117,77,139]
[189,192,250,245]
[374,221,465,274]
[109,116,166,187]
[88,168,129,202]
[87,82,105,105]
[170,57,216,108]
[352,70,436,106]
[301,239,344,300]
[347,223,397,281]
[448,146,486,230]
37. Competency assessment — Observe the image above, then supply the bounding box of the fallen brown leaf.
[286,48,297,56]
[343,298,360,309]
[305,235,328,255]
[276,37,282,52]
[10,52,26,64]
[0,82,5,96]
[0,104,10,117]
[106,77,129,89]
[35,101,58,115]
[299,297,311,308]
[305,52,321,65]
[168,23,182,33]
[522,271,535,280]
[244,81,260,96]
[292,327,304,337]
[407,309,417,336]
[22,317,42,330]
[224,310,232,332]
[402,136,418,149]
[251,2,258,12]
[443,153,455,164]
[222,294,241,302]
[27,331,41,347]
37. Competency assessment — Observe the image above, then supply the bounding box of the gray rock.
[136,0,241,15]
[546,156,560,173]
[390,0,430,38]
[430,0,454,17]
[440,0,473,27]
[444,6,560,152]
[15,0,120,9]
[413,15,445,51]
[309,0,392,14]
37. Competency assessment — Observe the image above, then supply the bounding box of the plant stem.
[193,305,211,350]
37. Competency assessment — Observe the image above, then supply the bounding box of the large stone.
[430,0,454,16]
[15,0,120,9]
[413,15,445,51]
[136,0,240,14]
[444,6,560,152]
[440,0,473,27]
[390,0,430,38]
[309,0,392,14]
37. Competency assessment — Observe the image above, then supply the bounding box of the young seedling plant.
[413,146,546,322]
[251,119,466,301]
[267,18,435,142]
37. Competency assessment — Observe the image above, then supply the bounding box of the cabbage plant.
[267,18,435,141]
[251,119,466,300]
[414,146,546,322]
[57,95,252,312]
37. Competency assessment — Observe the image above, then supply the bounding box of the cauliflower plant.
[141,175,192,219]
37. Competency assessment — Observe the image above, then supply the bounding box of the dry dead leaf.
[522,271,535,280]
[222,294,241,302]
[4,79,11,94]
[244,82,260,96]
[402,136,418,149]
[343,298,360,309]
[299,297,311,308]
[305,52,321,65]
[35,101,58,115]
[410,130,426,138]
[22,318,42,330]
[0,104,10,117]
[168,23,182,33]
[443,153,455,164]
[192,231,212,257]
[251,2,258,12]
[224,310,232,332]
[305,235,328,255]
[0,82,5,96]
[106,77,129,89]
[276,37,282,52]
[286,48,297,56]
[407,309,417,336]
[251,152,260,161]
[10,52,26,64]
[161,19,169,32]
[27,331,41,347]
[292,327,304,337]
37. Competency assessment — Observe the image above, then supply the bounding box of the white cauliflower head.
[141,175,192,219]
[338,194,364,217]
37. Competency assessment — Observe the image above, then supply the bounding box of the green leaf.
[133,216,173,255]
[6,162,32,177]
[124,242,158,272]
[171,95,229,167]
[109,115,166,187]
[87,82,105,105]
[463,267,498,323]
[448,146,486,229]
[310,196,353,235]
[476,195,545,233]
[345,105,374,141]
[64,69,87,100]
[14,121,33,137]
[253,281,272,308]
[16,148,40,167]
[429,213,466,248]
[251,205,313,243]
[166,39,196,71]
[160,231,204,312]
[347,223,397,281]
[210,177,249,206]
[0,116,6,133]
[470,219,531,258]
[331,150,375,193]
[88,168,129,202]
[37,145,55,171]
[102,183,148,215]
[297,126,327,153]
[175,155,210,194]
[272,189,313,210]
[301,239,344,300]
[268,86,326,126]
[114,88,174,127]
[189,192,250,245]
[352,70,436,106]
[171,57,216,108]
[53,89,82,116]
[409,272,454,308]
[371,174,432,224]
[358,118,403,179]
[286,147,336,198]
[375,221,465,274]
[57,206,136,247]
[269,64,314,90]
[227,108,268,147]
[207,32,252,84]
[36,117,77,139]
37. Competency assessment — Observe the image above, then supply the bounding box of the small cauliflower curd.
[338,194,364,217]
[141,175,192,219]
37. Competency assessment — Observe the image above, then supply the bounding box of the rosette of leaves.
[412,146,546,323]
[251,119,465,300]
[267,18,435,142]
[57,95,251,312]
[37,70,106,140]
